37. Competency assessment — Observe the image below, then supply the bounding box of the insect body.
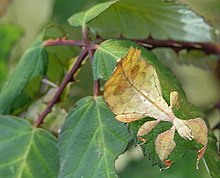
[104,47,207,168]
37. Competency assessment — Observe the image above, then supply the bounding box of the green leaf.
[0,24,23,88]
[93,39,209,168]
[68,0,118,27]
[0,40,48,114]
[53,0,107,23]
[83,0,214,42]
[58,96,132,178]
[0,115,59,178]
[0,61,8,90]
[43,25,78,83]
[0,24,23,62]
[203,131,220,178]
[178,51,218,70]
[119,150,211,178]
[153,48,218,71]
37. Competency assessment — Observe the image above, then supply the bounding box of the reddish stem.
[43,37,98,49]
[136,38,220,56]
[33,47,88,128]
[137,38,220,78]
[44,38,85,47]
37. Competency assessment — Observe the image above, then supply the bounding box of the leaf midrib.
[16,129,35,178]
[31,136,56,178]
[95,100,113,178]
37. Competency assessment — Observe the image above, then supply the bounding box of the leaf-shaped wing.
[155,126,176,167]
[104,47,174,123]
[186,118,208,168]
[137,120,160,138]
[186,118,208,146]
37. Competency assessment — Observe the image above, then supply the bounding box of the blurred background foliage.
[0,0,220,177]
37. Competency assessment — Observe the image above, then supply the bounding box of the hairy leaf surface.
[0,116,59,178]
[58,96,131,178]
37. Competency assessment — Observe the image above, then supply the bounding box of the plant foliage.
[1,0,220,178]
